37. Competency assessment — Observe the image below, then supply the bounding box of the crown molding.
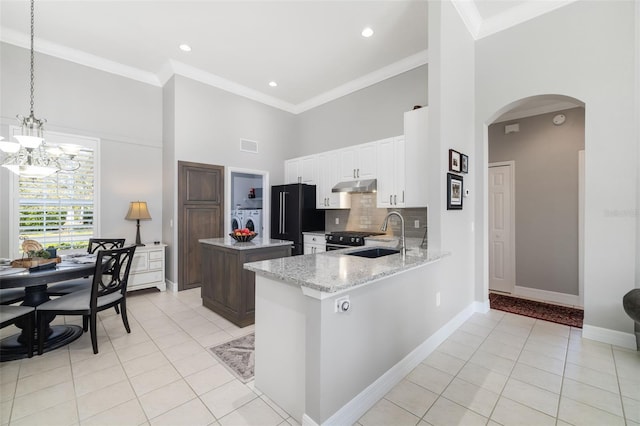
[450,1,482,39]
[294,49,429,114]
[477,0,581,39]
[453,0,580,41]
[1,28,161,86]
[167,60,298,114]
[1,28,426,115]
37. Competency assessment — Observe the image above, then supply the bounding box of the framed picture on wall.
[447,173,463,210]
[461,154,469,173]
[449,149,461,172]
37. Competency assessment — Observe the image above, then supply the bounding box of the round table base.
[0,325,83,362]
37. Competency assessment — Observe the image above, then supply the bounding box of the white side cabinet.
[377,108,428,208]
[129,244,167,292]
[303,233,326,255]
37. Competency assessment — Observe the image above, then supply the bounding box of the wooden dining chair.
[36,245,136,355]
[1,305,35,358]
[0,288,26,305]
[46,238,126,296]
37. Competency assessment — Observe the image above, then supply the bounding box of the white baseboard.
[582,324,637,350]
[165,279,178,292]
[513,285,582,308]
[304,301,479,426]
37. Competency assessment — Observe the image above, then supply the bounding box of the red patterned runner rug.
[489,293,584,328]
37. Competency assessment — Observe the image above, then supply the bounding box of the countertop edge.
[245,249,451,296]
[199,238,293,250]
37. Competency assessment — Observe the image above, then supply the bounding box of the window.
[9,129,100,256]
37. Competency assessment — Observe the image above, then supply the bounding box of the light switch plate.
[414,220,420,228]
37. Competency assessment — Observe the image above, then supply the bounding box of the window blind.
[18,146,96,253]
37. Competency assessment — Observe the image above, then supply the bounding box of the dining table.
[0,255,99,361]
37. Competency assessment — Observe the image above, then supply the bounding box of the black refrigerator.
[271,184,325,255]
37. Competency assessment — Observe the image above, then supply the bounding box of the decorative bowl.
[229,233,258,242]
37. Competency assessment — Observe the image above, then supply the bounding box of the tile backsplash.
[325,193,428,239]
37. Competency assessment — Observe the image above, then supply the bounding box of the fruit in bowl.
[230,228,258,242]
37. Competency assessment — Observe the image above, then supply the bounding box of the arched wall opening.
[479,94,586,309]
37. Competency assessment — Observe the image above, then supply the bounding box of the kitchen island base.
[200,238,291,327]
[253,256,468,425]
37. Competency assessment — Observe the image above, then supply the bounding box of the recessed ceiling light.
[269,81,278,87]
[361,27,374,38]
[179,44,191,52]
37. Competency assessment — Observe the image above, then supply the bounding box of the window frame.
[7,127,101,258]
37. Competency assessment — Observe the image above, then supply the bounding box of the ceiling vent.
[240,139,258,153]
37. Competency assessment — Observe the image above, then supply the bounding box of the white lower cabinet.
[129,244,167,292]
[303,233,326,254]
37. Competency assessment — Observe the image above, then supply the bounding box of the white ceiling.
[0,0,579,115]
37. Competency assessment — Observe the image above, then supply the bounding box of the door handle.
[402,190,405,203]
[279,193,283,234]
[357,168,360,178]
[390,195,392,204]
[394,194,397,205]
[282,192,287,234]
[353,169,356,178]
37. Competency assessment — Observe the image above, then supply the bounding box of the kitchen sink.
[345,248,400,259]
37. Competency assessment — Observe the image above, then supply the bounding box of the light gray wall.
[0,42,163,256]
[489,107,585,296]
[163,75,297,284]
[295,65,428,156]
[475,0,638,338]
[428,0,476,313]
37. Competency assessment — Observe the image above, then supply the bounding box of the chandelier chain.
[29,0,35,116]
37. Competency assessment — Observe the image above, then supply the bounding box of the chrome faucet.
[381,211,406,257]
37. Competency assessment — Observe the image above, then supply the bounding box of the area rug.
[209,333,255,383]
[489,293,584,328]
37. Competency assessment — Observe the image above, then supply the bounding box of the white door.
[489,164,515,293]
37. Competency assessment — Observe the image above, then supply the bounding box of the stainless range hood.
[332,179,377,193]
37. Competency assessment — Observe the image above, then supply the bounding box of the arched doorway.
[484,94,585,308]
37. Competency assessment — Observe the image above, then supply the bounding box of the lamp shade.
[125,201,152,220]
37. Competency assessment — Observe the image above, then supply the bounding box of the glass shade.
[0,141,21,153]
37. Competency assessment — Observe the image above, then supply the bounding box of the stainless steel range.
[325,231,385,251]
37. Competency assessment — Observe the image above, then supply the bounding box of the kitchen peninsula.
[199,237,292,327]
[244,239,450,425]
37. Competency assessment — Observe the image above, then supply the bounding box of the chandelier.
[0,0,80,179]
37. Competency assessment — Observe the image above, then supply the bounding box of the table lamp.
[125,201,151,246]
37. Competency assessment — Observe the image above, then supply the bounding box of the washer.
[231,209,244,232]
[243,209,262,234]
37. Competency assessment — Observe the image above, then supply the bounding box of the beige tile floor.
[1,288,638,426]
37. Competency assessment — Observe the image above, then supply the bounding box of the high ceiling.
[0,1,579,114]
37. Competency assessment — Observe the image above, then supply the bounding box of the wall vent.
[504,123,520,134]
[240,139,259,153]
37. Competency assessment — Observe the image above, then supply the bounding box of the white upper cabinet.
[285,155,317,184]
[338,142,377,181]
[399,107,429,208]
[376,136,406,208]
[317,151,350,209]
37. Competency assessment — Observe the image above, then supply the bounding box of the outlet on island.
[335,217,339,225]
[414,220,420,228]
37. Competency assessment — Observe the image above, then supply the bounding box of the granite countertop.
[199,237,292,251]
[244,238,449,294]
